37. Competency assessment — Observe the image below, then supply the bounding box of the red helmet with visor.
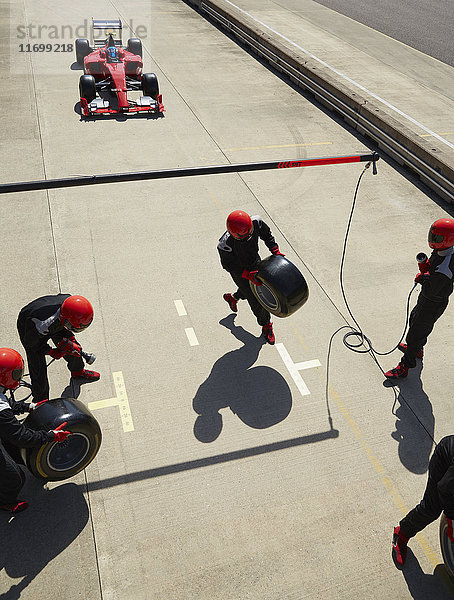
[0,348,24,390]
[60,296,94,333]
[428,218,454,250]
[226,210,253,241]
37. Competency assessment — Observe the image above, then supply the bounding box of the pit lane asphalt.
[1,0,454,599]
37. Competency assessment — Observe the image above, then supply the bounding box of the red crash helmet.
[0,348,24,390]
[428,218,454,250]
[60,295,94,333]
[226,210,253,241]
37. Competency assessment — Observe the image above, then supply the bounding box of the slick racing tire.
[79,75,96,104]
[249,255,309,318]
[75,38,92,65]
[21,397,102,482]
[127,38,143,58]
[440,513,454,578]
[141,73,159,100]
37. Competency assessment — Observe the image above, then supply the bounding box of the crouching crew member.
[386,218,454,379]
[392,435,454,566]
[0,348,72,513]
[17,294,99,403]
[218,210,284,345]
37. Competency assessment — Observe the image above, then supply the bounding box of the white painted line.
[275,343,320,397]
[185,327,199,346]
[174,299,187,316]
[223,0,454,151]
[88,371,134,432]
[294,359,322,371]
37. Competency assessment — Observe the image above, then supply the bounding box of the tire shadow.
[193,314,292,442]
[399,549,454,599]
[0,482,88,600]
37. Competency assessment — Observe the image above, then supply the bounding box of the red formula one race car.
[75,19,164,117]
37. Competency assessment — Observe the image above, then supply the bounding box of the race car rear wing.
[92,19,122,48]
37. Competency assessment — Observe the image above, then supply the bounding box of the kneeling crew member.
[218,210,284,345]
[386,218,454,379]
[0,348,72,513]
[17,294,99,403]
[392,435,454,566]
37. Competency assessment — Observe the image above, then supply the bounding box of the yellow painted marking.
[420,132,454,137]
[88,371,134,432]
[289,322,441,571]
[226,141,333,151]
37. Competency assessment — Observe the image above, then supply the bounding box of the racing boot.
[385,361,409,379]
[262,322,275,345]
[397,343,423,359]
[0,501,29,514]
[223,293,238,313]
[392,526,408,567]
[71,369,100,382]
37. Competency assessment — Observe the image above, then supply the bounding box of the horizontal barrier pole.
[0,152,379,195]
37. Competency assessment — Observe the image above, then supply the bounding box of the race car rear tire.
[440,513,454,578]
[141,73,159,101]
[75,38,92,65]
[249,255,309,318]
[79,75,96,103]
[20,397,102,482]
[127,38,143,58]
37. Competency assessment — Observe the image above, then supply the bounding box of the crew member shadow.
[60,377,83,400]
[385,362,434,474]
[400,549,454,599]
[0,481,88,600]
[193,314,292,442]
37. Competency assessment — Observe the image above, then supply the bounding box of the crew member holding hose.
[218,210,284,345]
[17,294,100,402]
[0,348,72,513]
[385,219,454,379]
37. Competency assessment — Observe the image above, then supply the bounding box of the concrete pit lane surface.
[1,0,454,599]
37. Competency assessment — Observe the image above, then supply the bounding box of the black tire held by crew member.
[141,73,159,100]
[249,255,309,318]
[75,38,92,65]
[440,513,454,578]
[79,74,96,103]
[127,38,143,58]
[21,397,102,482]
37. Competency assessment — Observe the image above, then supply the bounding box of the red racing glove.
[242,269,262,286]
[414,272,430,284]
[46,347,66,360]
[447,517,454,543]
[56,338,82,357]
[49,429,73,442]
[270,246,285,257]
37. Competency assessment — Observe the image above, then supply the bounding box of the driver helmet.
[107,46,118,61]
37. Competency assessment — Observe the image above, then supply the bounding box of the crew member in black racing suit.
[218,210,284,345]
[0,348,72,513]
[17,294,100,403]
[385,218,454,379]
[392,435,454,566]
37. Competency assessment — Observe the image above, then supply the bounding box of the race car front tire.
[21,397,102,482]
[79,75,96,104]
[75,38,92,65]
[127,38,143,58]
[141,73,159,101]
